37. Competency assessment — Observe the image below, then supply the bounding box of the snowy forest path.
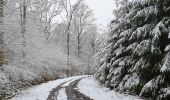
[47,77,93,100]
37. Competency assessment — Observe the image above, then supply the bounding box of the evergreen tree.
[95,0,170,99]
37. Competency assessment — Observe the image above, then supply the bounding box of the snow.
[0,71,9,84]
[124,73,140,89]
[12,75,87,100]
[57,88,67,100]
[161,52,170,73]
[164,44,170,51]
[77,77,142,100]
[133,39,151,56]
[10,75,142,100]
[113,66,123,75]
[112,58,123,67]
[126,42,138,52]
[62,78,80,87]
[11,75,142,100]
[161,63,169,73]
[139,75,164,96]
[119,29,133,38]
[132,5,158,21]
[115,47,125,57]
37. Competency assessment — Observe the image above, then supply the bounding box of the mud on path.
[47,81,68,100]
[47,78,93,100]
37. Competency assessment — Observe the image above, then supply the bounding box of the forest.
[0,0,170,100]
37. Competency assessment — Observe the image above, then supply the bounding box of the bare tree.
[72,3,94,57]
[0,0,4,66]
[37,0,63,42]
[89,26,97,54]
[20,0,27,62]
[60,0,83,77]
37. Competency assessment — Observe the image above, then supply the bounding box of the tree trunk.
[20,0,27,62]
[0,0,4,66]
[77,34,80,57]
[67,29,70,75]
[87,55,90,75]
[66,17,72,77]
[91,35,95,55]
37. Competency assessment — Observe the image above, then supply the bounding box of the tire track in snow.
[65,78,93,100]
[47,80,70,100]
[47,77,92,100]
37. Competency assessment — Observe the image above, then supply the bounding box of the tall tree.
[20,0,27,62]
[95,0,170,99]
[60,0,83,77]
[0,0,4,66]
[72,3,94,57]
[37,0,63,42]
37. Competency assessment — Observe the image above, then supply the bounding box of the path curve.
[47,78,93,100]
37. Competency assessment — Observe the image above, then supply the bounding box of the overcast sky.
[85,0,116,28]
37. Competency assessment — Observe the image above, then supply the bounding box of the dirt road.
[47,78,93,100]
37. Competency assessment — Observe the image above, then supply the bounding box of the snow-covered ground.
[77,77,142,100]
[12,75,87,100]
[12,75,142,100]
[57,88,67,100]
